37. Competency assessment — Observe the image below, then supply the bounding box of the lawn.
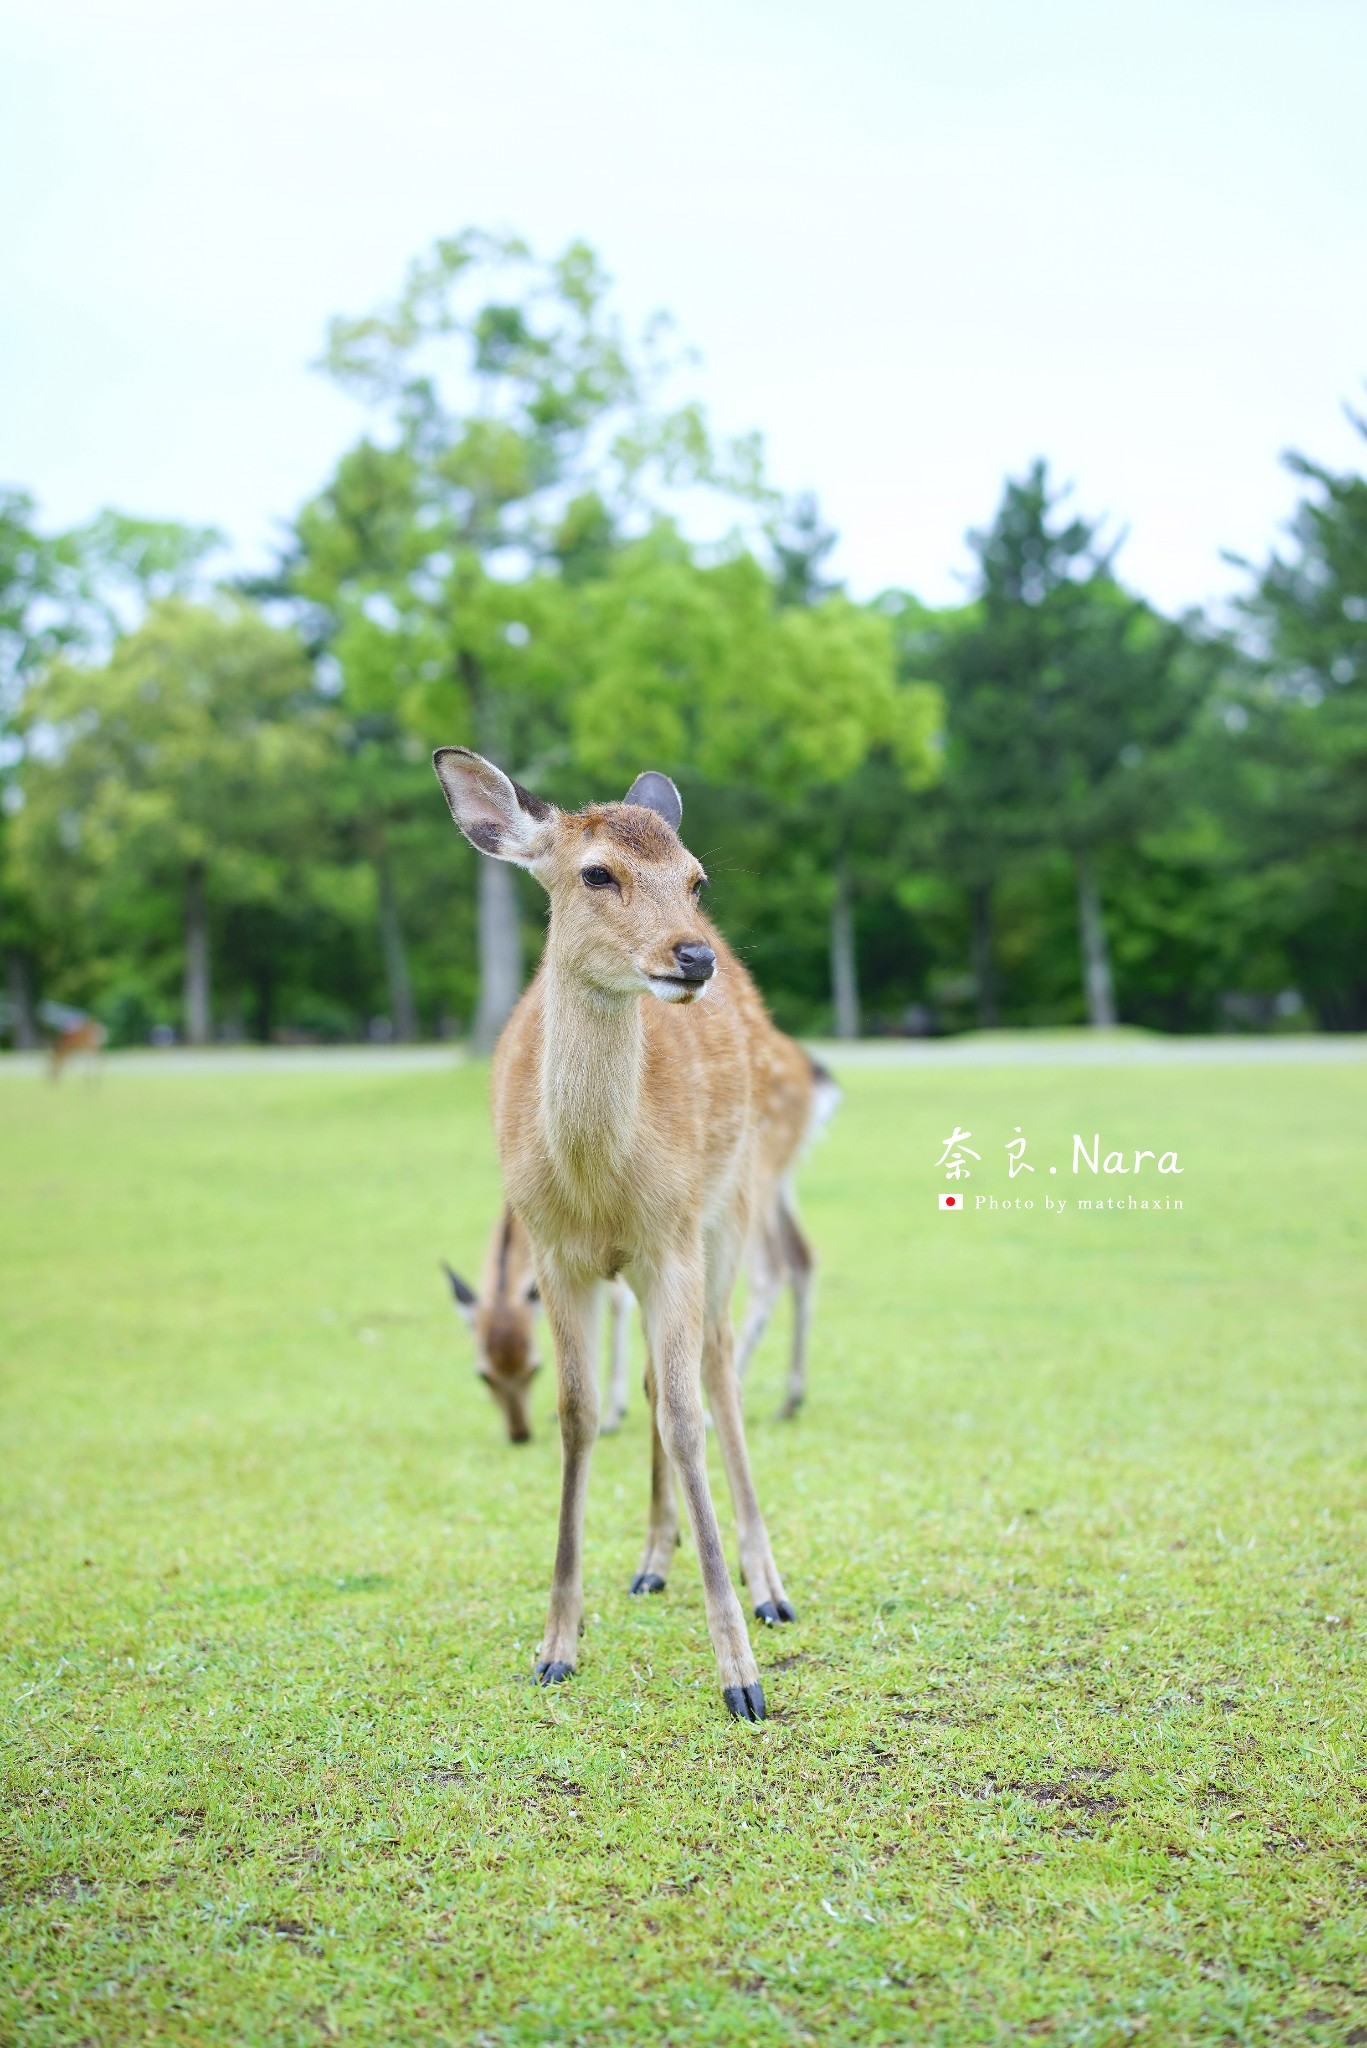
[1,1048,1364,2047]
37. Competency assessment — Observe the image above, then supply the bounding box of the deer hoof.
[629,1572,667,1595]
[754,1599,796,1625]
[723,1680,766,1722]
[534,1659,574,1685]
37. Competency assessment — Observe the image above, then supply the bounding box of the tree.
[1233,414,1367,1027]
[280,441,455,1040]
[289,228,766,1051]
[770,491,839,611]
[63,509,223,637]
[764,494,940,1037]
[1,489,76,1044]
[920,464,1212,1027]
[13,601,330,1044]
[0,496,223,1044]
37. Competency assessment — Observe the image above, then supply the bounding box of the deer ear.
[433,748,556,867]
[441,1260,478,1327]
[623,771,682,833]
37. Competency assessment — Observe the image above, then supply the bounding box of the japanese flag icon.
[939,1192,963,1211]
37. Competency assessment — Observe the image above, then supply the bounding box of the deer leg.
[635,1251,765,1722]
[776,1190,816,1420]
[702,1301,795,1629]
[534,1264,602,1684]
[600,1278,631,1434]
[734,1226,783,1387]
[629,1347,679,1593]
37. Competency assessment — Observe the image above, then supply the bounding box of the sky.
[2,0,1364,616]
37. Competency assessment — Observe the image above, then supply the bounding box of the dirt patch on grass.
[1011,1769,1124,1818]
[536,1773,586,1798]
[39,1873,98,1904]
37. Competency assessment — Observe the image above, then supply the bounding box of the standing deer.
[433,746,810,1720]
[446,1047,836,1444]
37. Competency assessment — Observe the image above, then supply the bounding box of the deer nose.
[673,941,716,983]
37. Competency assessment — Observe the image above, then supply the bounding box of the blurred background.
[2,0,1365,1052]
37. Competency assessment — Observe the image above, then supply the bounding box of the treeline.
[2,231,1364,1047]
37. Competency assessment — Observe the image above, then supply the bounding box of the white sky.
[2,0,1364,615]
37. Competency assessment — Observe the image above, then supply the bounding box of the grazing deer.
[448,1050,836,1443]
[47,1014,107,1081]
[434,747,814,1721]
[442,1207,632,1443]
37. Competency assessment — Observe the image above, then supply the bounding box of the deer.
[442,1207,632,1443]
[444,1056,836,1444]
[733,1040,838,1413]
[47,1014,107,1081]
[433,745,822,1721]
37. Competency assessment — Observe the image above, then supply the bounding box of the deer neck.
[539,951,645,1190]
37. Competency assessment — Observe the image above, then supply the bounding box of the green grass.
[1,1052,1364,2047]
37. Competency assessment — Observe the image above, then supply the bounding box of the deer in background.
[47,1013,107,1081]
[443,1207,631,1443]
[434,746,820,1721]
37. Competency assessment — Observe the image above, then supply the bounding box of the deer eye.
[691,875,707,898]
[581,865,617,890]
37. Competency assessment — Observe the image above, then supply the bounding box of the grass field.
[2,1048,1364,2047]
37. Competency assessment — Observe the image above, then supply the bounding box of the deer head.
[442,1255,542,1444]
[432,749,715,1002]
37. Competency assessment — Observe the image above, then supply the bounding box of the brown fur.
[576,804,677,861]
[468,1207,542,1443]
[433,747,810,1719]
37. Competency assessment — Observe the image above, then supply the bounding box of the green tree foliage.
[910,463,1217,1027]
[1233,418,1367,1027]
[1,489,77,1044]
[63,510,223,639]
[770,491,839,610]
[568,519,940,1035]
[1,490,75,727]
[12,602,334,1044]
[5,232,1364,1049]
[284,229,769,1049]
[1,498,222,1044]
[571,530,920,789]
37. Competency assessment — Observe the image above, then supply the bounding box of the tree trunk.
[463,660,525,1056]
[830,853,861,1040]
[183,863,211,1045]
[969,881,1000,1029]
[251,966,276,1045]
[1076,851,1117,1028]
[5,950,40,1048]
[471,853,523,1055]
[376,850,418,1043]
